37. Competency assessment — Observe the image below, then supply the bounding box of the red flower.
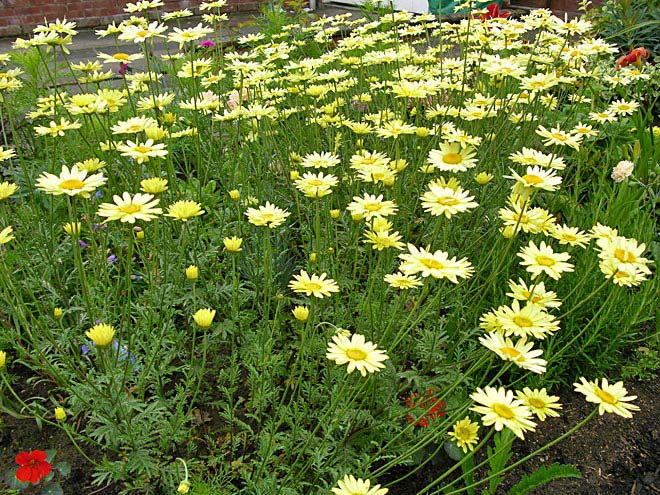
[480,3,511,20]
[615,47,651,69]
[15,450,52,484]
[406,389,446,428]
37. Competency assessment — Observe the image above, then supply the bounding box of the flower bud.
[475,172,494,185]
[292,306,309,322]
[223,236,243,252]
[54,407,66,421]
[63,222,82,236]
[193,308,216,328]
[229,189,241,200]
[330,209,340,219]
[185,265,199,281]
[501,225,517,239]
[54,307,63,319]
[177,480,191,494]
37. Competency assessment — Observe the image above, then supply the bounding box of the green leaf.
[508,463,582,495]
[444,440,463,461]
[39,481,64,495]
[487,429,514,495]
[55,461,71,477]
[45,449,57,463]
[6,467,29,490]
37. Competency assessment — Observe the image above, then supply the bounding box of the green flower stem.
[439,409,600,495]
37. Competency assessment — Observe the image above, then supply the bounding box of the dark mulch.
[1,377,658,494]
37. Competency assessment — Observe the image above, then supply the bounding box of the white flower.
[611,160,634,183]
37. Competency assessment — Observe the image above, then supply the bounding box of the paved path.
[0,4,363,68]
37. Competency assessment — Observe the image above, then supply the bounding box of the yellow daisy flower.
[331,474,388,495]
[117,139,168,164]
[420,183,478,219]
[383,272,423,289]
[494,300,560,339]
[245,201,290,228]
[86,323,115,346]
[428,142,478,172]
[447,417,480,453]
[140,178,168,194]
[165,200,205,221]
[326,333,389,377]
[479,332,547,373]
[574,377,639,418]
[0,181,18,200]
[294,172,338,198]
[346,193,398,222]
[470,386,536,439]
[517,241,574,280]
[288,270,339,298]
[546,224,590,248]
[398,244,473,283]
[301,151,340,169]
[97,192,162,223]
[35,165,106,198]
[516,388,562,421]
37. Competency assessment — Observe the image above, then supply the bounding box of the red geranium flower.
[15,450,52,484]
[406,389,446,427]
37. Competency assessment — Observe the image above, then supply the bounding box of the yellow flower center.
[614,248,636,263]
[535,255,556,267]
[421,257,444,269]
[363,202,382,212]
[136,30,149,38]
[59,179,86,190]
[530,81,546,88]
[119,203,141,214]
[528,398,546,408]
[615,270,630,279]
[127,124,144,132]
[501,346,521,358]
[113,53,130,60]
[304,281,321,292]
[134,145,152,154]
[550,133,567,142]
[595,387,617,404]
[454,425,470,439]
[346,348,367,360]
[309,179,324,186]
[442,152,463,165]
[513,316,533,328]
[522,174,544,185]
[492,403,514,419]
[563,233,577,241]
[436,196,460,206]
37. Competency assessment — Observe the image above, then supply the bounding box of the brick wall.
[0,0,261,38]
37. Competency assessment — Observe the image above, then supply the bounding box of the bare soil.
[1,377,658,494]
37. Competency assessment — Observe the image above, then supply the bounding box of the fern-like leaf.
[508,463,582,495]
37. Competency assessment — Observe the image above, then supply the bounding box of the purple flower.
[118,62,130,75]
[200,39,216,49]
[107,254,118,262]
[79,240,90,248]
